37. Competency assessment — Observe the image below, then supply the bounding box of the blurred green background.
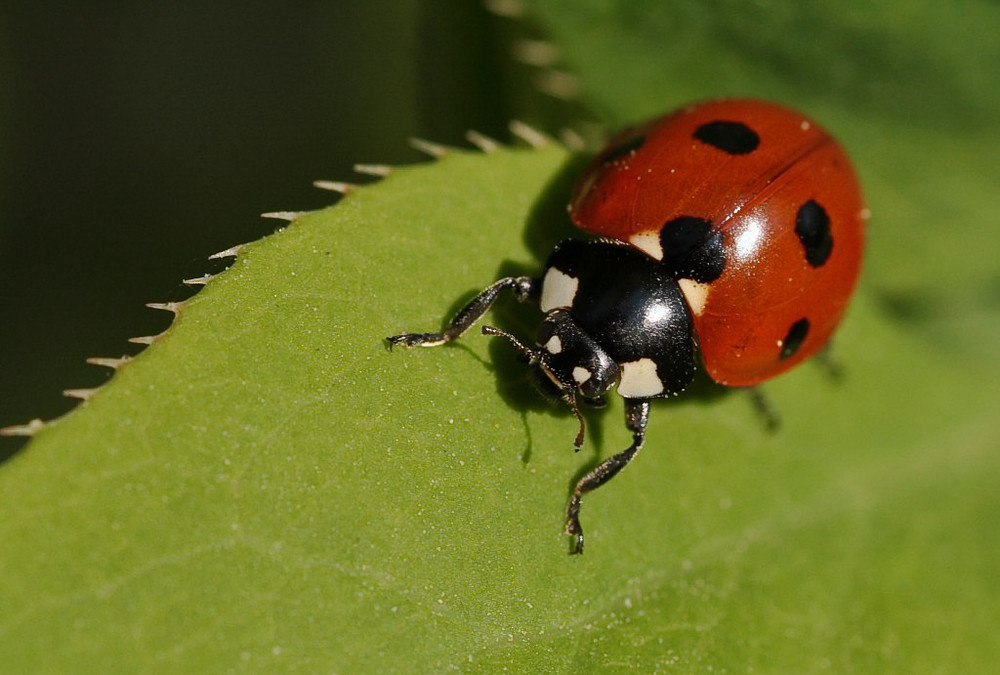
[0,1,533,460]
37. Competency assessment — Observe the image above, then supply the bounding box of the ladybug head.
[535,310,619,402]
[482,310,620,450]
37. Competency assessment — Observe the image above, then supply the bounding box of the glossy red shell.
[570,99,865,386]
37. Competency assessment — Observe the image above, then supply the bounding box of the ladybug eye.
[693,120,760,155]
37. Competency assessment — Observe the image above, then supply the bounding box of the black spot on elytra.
[779,318,810,360]
[693,120,760,155]
[659,216,726,283]
[601,134,646,165]
[795,200,834,267]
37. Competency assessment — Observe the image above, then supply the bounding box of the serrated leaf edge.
[0,126,570,438]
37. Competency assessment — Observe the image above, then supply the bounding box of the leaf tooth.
[354,163,394,177]
[558,127,586,152]
[465,130,500,154]
[183,273,215,286]
[145,301,183,315]
[408,137,450,159]
[312,180,355,195]
[534,69,580,100]
[509,120,551,148]
[128,334,161,346]
[483,0,525,18]
[62,388,99,401]
[260,211,304,222]
[208,244,245,260]
[0,418,45,437]
[511,39,560,67]
[86,355,132,370]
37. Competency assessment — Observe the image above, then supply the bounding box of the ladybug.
[388,99,865,554]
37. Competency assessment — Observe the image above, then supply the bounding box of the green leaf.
[4,2,1000,672]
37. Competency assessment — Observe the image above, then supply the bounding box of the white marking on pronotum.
[312,180,355,195]
[628,231,663,260]
[539,268,579,312]
[544,335,562,354]
[260,211,303,222]
[408,137,449,158]
[509,120,550,148]
[617,358,664,398]
[465,130,500,154]
[678,279,711,316]
[572,366,592,385]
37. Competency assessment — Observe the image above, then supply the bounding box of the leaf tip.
[465,130,501,154]
[208,244,245,260]
[0,418,45,437]
[62,387,99,401]
[483,0,525,18]
[145,301,183,315]
[511,39,561,67]
[354,163,394,177]
[312,180,356,195]
[408,137,450,159]
[86,355,132,371]
[182,273,215,286]
[559,127,587,152]
[509,120,552,149]
[260,211,304,222]
[534,70,581,101]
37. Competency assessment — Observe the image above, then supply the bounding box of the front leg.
[387,276,538,348]
[566,398,651,555]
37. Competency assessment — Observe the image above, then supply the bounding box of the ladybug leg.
[565,398,651,555]
[745,387,780,432]
[814,343,845,381]
[386,276,538,348]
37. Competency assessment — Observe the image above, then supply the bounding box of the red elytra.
[570,99,866,386]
